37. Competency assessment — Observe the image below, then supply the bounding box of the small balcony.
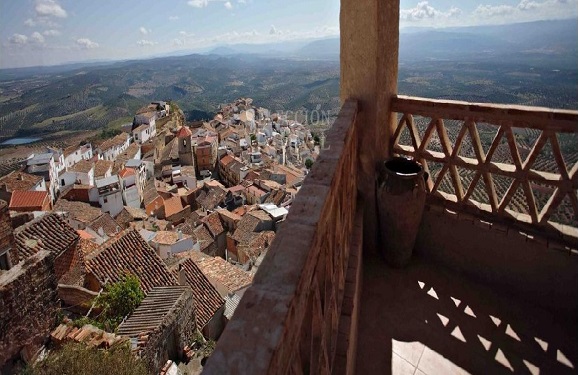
[203,1,577,373]
[204,96,577,374]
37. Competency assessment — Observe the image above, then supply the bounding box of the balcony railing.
[204,100,361,374]
[391,95,578,244]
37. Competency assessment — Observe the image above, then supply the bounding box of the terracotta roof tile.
[163,195,185,217]
[14,213,79,259]
[0,171,43,192]
[202,212,225,238]
[70,160,94,174]
[85,230,177,294]
[54,199,103,224]
[118,168,136,178]
[99,133,129,151]
[9,190,49,210]
[193,225,214,252]
[88,213,120,237]
[117,286,194,337]
[94,160,114,178]
[174,259,224,328]
[176,126,193,138]
[194,256,253,294]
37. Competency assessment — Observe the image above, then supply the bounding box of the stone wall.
[0,250,59,365]
[204,100,360,374]
[415,206,578,318]
[0,200,18,266]
[137,289,197,373]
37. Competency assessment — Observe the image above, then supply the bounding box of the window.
[0,249,11,271]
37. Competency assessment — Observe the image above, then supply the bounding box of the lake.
[0,137,42,146]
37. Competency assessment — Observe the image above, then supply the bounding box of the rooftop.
[194,256,253,295]
[93,160,113,178]
[70,159,94,174]
[8,190,49,210]
[14,213,79,259]
[85,230,177,293]
[172,258,224,328]
[0,171,43,192]
[117,286,193,337]
[54,200,103,224]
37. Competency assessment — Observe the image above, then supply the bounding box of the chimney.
[177,229,182,240]
[178,264,187,286]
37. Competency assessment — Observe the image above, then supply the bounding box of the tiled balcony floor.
[355,251,578,375]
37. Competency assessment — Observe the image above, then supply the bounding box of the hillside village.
[0,98,325,373]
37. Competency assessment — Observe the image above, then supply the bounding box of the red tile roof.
[174,258,224,328]
[176,126,193,138]
[118,167,136,178]
[220,155,234,166]
[9,190,49,210]
[164,195,185,217]
[15,213,79,259]
[203,211,225,238]
[85,230,177,294]
[194,256,253,294]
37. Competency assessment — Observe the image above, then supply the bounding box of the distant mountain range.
[204,19,577,66]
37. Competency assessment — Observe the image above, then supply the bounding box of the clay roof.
[15,213,79,259]
[117,286,194,338]
[9,190,49,210]
[153,231,191,245]
[248,209,272,222]
[85,230,177,294]
[118,168,135,178]
[143,180,161,206]
[70,160,94,174]
[0,171,43,192]
[115,207,148,228]
[54,199,103,224]
[99,133,128,151]
[161,137,179,161]
[217,209,242,222]
[174,258,224,328]
[94,160,113,178]
[220,155,234,166]
[176,126,193,138]
[197,186,226,211]
[194,256,253,294]
[87,213,120,237]
[193,225,214,252]
[163,195,185,217]
[203,211,225,237]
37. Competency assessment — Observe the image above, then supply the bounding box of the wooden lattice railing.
[391,95,578,239]
[204,100,359,374]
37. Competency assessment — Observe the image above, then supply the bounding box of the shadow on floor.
[355,251,578,375]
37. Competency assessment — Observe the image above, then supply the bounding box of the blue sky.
[0,0,576,68]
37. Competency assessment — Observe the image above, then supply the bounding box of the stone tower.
[176,126,194,167]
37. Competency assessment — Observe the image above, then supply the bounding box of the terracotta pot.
[377,157,427,267]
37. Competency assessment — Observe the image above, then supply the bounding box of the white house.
[67,160,95,187]
[26,153,58,202]
[64,144,93,169]
[96,175,124,217]
[133,111,157,129]
[119,161,146,208]
[141,230,197,259]
[98,133,130,161]
[132,123,156,144]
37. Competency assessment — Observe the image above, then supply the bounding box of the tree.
[95,273,144,330]
[305,159,314,169]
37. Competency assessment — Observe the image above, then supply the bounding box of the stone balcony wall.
[0,250,59,365]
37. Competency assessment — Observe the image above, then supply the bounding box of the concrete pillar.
[340,0,400,252]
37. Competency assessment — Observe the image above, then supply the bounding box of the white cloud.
[24,18,37,27]
[474,0,577,19]
[224,1,233,9]
[473,4,516,17]
[172,38,184,46]
[188,0,209,8]
[30,32,45,44]
[169,16,180,21]
[238,0,246,3]
[43,29,61,36]
[179,31,195,37]
[401,1,462,21]
[9,34,28,45]
[269,25,281,35]
[76,38,99,49]
[139,27,150,35]
[136,39,158,46]
[35,0,67,18]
